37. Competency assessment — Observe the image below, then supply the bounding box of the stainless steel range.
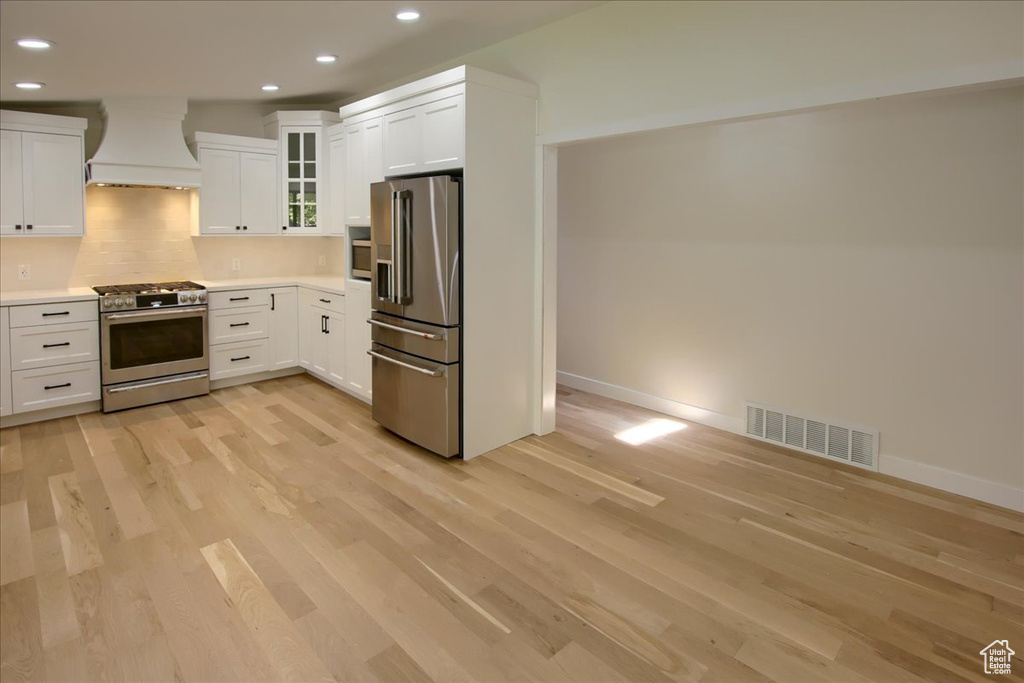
[93,281,210,412]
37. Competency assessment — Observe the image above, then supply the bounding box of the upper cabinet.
[0,110,87,236]
[263,111,341,236]
[383,88,465,177]
[326,127,346,237]
[188,132,279,235]
[342,115,383,227]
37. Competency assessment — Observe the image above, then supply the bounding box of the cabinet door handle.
[44,382,71,390]
[321,314,326,334]
[271,293,275,311]
[230,355,251,362]
[41,311,70,317]
[229,322,250,328]
[243,226,248,230]
[319,298,331,304]
[229,296,249,302]
[14,224,22,230]
[42,342,71,348]
[325,316,330,334]
[26,224,33,230]
[236,225,241,230]
[282,226,287,231]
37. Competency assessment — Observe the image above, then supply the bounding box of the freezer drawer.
[370,343,459,458]
[369,312,458,364]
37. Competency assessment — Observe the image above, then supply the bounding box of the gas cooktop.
[93,281,205,296]
[93,280,207,310]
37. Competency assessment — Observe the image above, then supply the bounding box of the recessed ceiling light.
[15,82,45,90]
[261,84,279,92]
[396,10,420,21]
[16,38,53,49]
[316,55,337,64]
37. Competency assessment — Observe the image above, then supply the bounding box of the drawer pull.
[319,298,331,304]
[229,296,250,302]
[41,311,70,317]
[229,322,250,328]
[230,355,251,362]
[42,342,71,348]
[44,382,72,391]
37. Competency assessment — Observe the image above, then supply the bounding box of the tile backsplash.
[0,186,345,291]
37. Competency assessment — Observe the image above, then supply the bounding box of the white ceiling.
[0,0,600,105]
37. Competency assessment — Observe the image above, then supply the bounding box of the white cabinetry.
[343,282,372,399]
[326,129,346,236]
[383,89,465,177]
[0,308,11,417]
[208,287,299,382]
[188,133,279,235]
[0,110,87,236]
[263,111,342,235]
[6,299,100,414]
[298,288,346,388]
[337,65,540,458]
[343,115,383,227]
[268,287,299,370]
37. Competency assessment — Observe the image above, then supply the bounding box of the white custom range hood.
[87,98,200,188]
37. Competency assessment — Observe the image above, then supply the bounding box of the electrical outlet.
[18,264,30,281]
[231,258,241,272]
[318,254,327,267]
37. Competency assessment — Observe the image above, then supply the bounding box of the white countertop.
[198,275,350,296]
[0,276,362,307]
[0,287,98,307]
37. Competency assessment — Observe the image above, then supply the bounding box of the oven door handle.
[106,372,210,394]
[104,306,208,320]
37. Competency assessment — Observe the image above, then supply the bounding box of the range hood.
[87,98,201,188]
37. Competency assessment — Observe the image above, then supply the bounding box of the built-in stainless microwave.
[351,240,371,279]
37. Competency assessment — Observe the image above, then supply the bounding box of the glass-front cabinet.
[285,127,319,232]
[263,110,341,236]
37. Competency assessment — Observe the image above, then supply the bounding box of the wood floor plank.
[200,538,335,683]
[48,472,103,576]
[0,578,46,682]
[0,500,35,586]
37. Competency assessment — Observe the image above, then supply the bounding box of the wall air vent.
[744,401,878,471]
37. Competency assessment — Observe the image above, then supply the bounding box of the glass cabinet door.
[286,129,318,229]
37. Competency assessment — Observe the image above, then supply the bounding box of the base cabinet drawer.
[10,320,100,370]
[210,339,269,380]
[210,306,269,344]
[9,300,98,327]
[209,289,271,309]
[11,361,100,413]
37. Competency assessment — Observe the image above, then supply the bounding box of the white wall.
[557,85,1023,494]
[364,1,1023,142]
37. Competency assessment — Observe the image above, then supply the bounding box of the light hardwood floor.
[1,375,1022,682]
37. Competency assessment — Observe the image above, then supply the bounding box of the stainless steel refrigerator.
[369,175,461,457]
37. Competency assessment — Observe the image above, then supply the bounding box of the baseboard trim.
[0,400,101,428]
[211,367,304,391]
[556,371,1023,513]
[879,455,1024,513]
[557,371,744,434]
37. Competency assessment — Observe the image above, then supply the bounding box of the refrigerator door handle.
[390,190,400,304]
[393,189,412,305]
[367,350,442,377]
[367,318,441,340]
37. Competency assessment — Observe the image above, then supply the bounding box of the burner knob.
[198,292,206,302]
[103,298,114,308]
[114,298,124,307]
[189,293,198,302]
[125,297,134,308]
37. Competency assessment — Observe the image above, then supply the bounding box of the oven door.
[100,306,209,384]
